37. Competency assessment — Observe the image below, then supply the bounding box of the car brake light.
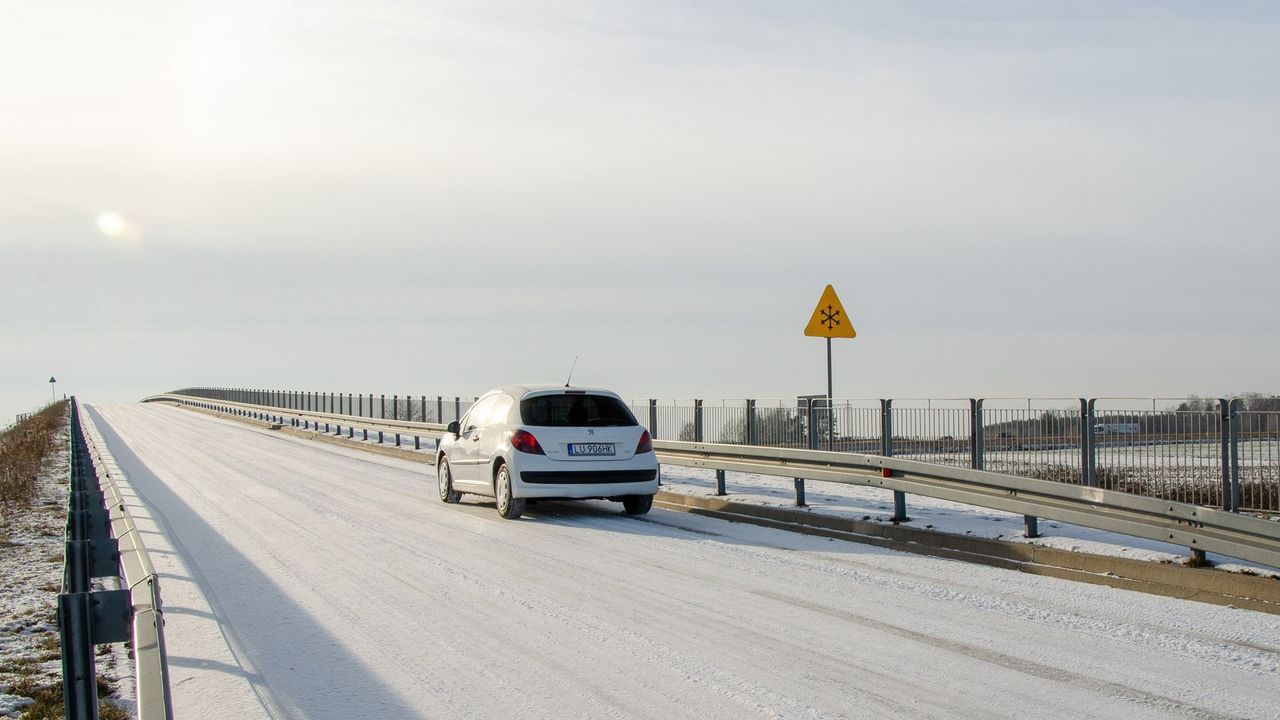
[635,430,653,454]
[512,429,545,455]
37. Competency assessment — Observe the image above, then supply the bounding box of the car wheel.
[622,494,653,516]
[495,464,525,520]
[438,459,461,503]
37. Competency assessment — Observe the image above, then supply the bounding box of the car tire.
[622,494,653,516]
[438,459,461,504]
[495,464,525,520]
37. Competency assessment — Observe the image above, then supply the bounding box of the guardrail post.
[890,491,907,522]
[1080,399,1097,487]
[438,396,444,423]
[1229,399,1241,512]
[1219,398,1243,513]
[969,399,983,469]
[1219,398,1231,511]
[58,592,99,720]
[693,400,703,441]
[1024,516,1039,538]
[880,399,893,456]
[807,396,818,450]
[648,400,657,438]
[974,398,1033,534]
[793,398,816,507]
[715,470,726,496]
[746,399,757,445]
[881,399,907,522]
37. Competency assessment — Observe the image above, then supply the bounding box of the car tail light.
[635,429,653,454]
[511,429,545,455]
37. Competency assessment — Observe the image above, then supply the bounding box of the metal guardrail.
[61,398,173,720]
[144,393,451,447]
[165,388,1280,513]
[145,392,1280,569]
[654,440,1280,570]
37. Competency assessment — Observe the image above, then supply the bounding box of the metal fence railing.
[980,398,1083,484]
[62,398,173,719]
[148,392,1280,569]
[889,399,972,469]
[1236,410,1280,513]
[165,388,1280,514]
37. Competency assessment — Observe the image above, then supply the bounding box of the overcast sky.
[3,1,1279,422]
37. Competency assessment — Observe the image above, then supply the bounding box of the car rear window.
[520,394,638,427]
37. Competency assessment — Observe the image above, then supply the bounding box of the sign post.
[49,376,57,403]
[803,285,855,448]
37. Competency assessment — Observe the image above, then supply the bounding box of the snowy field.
[0,430,67,718]
[79,403,1280,720]
[0,422,130,718]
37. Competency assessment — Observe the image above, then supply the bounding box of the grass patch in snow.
[3,678,129,720]
[0,402,67,537]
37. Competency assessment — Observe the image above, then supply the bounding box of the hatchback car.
[435,385,659,519]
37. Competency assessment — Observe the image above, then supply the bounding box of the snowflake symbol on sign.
[820,304,842,330]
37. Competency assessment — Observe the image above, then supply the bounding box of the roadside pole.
[804,284,855,451]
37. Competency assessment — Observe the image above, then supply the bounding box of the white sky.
[3,1,1279,421]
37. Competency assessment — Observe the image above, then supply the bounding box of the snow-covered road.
[85,403,1279,720]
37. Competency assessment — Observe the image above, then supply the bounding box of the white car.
[435,385,659,519]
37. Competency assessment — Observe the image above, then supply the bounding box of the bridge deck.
[86,403,1280,720]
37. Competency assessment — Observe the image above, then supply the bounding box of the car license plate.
[567,443,616,457]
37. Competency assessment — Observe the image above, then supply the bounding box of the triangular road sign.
[804,285,856,339]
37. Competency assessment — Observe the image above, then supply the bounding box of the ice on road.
[86,404,1279,720]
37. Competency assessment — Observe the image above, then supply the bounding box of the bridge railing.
[144,390,1280,570]
[60,398,172,720]
[159,388,1279,514]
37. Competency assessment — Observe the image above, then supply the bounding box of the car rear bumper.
[512,462,659,499]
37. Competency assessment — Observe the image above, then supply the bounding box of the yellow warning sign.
[804,285,856,339]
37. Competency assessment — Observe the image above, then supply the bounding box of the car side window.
[486,394,514,428]
[463,396,496,434]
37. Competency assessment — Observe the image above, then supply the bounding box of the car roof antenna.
[564,356,579,388]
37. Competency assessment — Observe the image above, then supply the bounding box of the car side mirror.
[446,421,460,436]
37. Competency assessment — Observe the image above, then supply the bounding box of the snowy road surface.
[86,403,1280,720]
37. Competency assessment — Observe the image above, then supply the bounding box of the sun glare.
[95,211,143,248]
[97,212,126,237]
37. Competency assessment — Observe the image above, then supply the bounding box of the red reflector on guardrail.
[882,468,892,478]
